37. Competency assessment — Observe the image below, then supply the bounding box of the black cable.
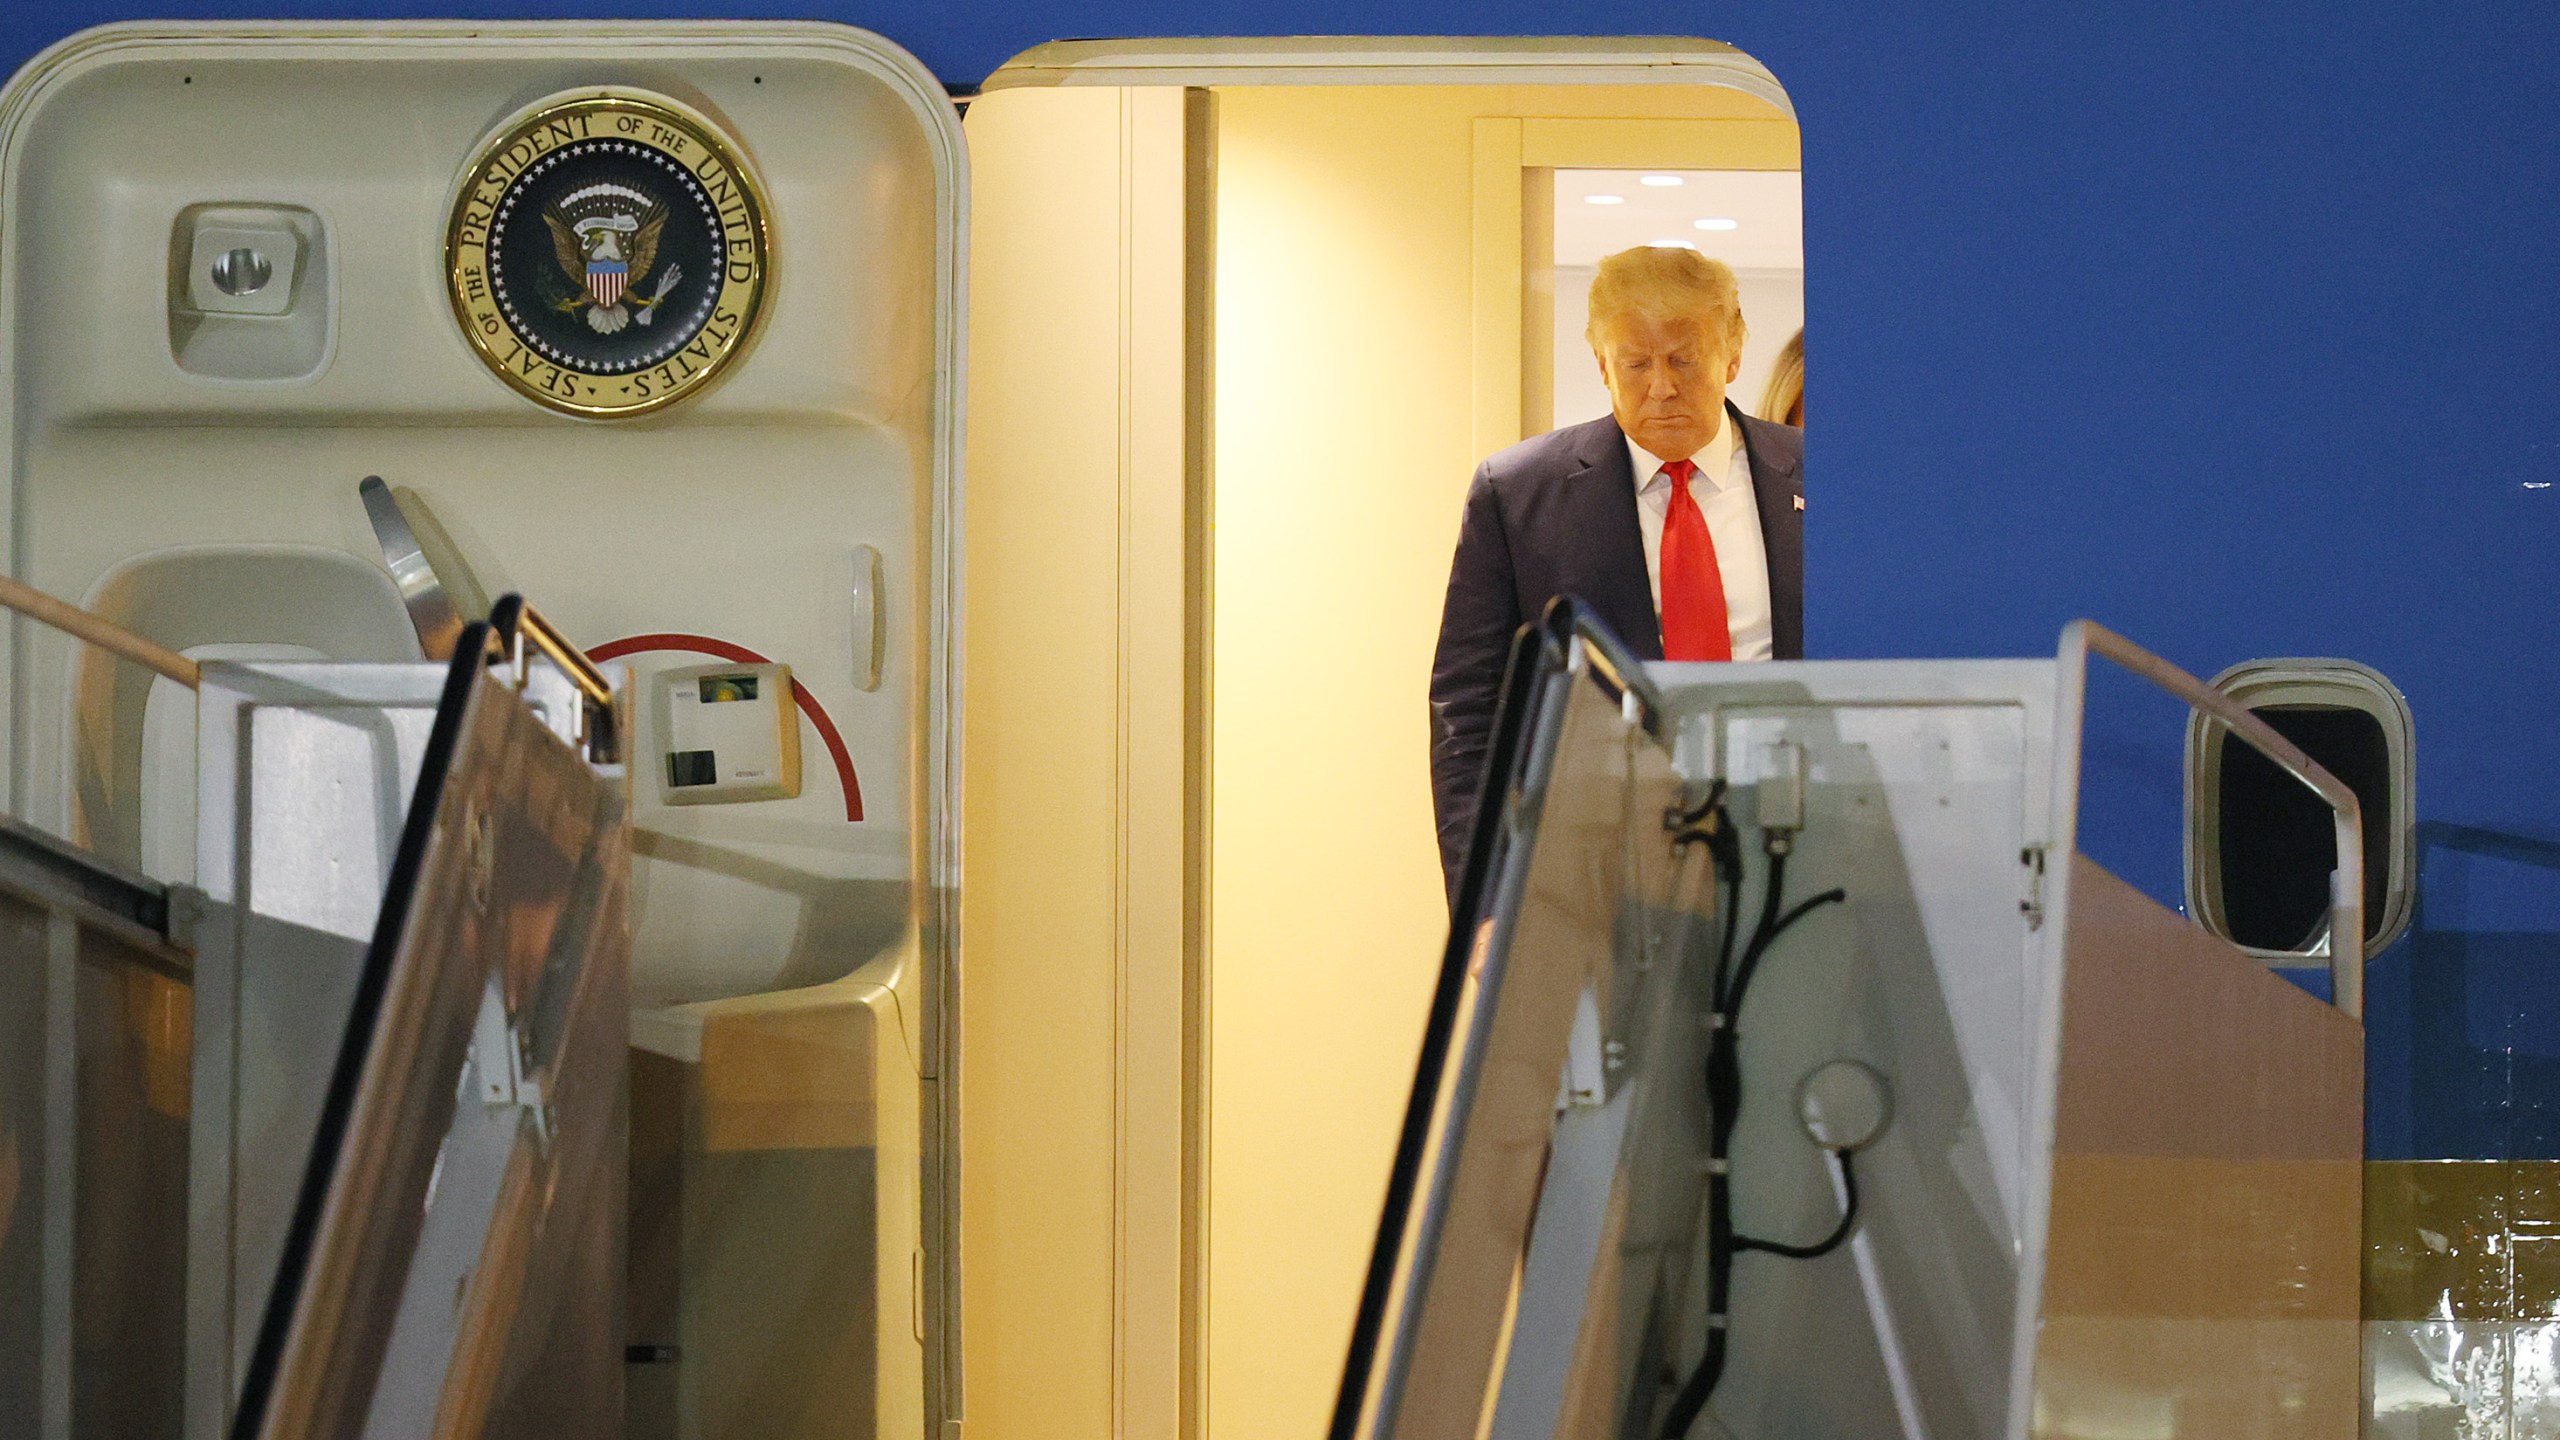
[1665,778,1730,839]
[1726,885,1847,1019]
[1711,843,1744,998]
[1661,839,1776,1440]
[1654,792,1744,1440]
[1658,835,1853,1440]
[1669,783,1744,988]
[1736,1150,1860,1259]
[1720,844,1789,1011]
[1655,1271,1728,1438]
[1670,780,1746,1036]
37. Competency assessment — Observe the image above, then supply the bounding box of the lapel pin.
[1793,495,1805,511]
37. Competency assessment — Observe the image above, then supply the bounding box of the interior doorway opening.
[964,43,1803,1440]
[1537,167,1804,436]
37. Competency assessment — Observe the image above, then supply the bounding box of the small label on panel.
[652,660,800,805]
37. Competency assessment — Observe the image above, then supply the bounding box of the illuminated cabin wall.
[1207,81,1794,1440]
[963,82,1196,1440]
[964,72,1794,1440]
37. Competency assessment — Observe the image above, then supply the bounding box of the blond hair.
[1586,246,1746,354]
[1760,328,1803,426]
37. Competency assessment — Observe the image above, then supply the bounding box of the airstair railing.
[0,571,198,689]
[2057,620,2367,1019]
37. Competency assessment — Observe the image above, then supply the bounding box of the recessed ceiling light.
[1695,217,1740,231]
[1648,239,1699,250]
[1584,194,1626,205]
[1640,174,1684,187]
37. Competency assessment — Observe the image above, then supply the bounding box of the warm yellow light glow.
[1208,81,1796,1440]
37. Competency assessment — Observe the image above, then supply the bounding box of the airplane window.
[2216,706,2394,949]
[2188,659,2416,958]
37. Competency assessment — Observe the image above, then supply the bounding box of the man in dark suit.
[1429,246,1804,893]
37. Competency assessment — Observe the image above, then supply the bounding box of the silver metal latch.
[1760,739,1807,833]
[470,978,551,1149]
[2020,845,2048,930]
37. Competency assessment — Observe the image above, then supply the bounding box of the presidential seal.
[447,91,771,418]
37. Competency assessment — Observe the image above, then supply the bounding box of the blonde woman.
[1761,328,1804,427]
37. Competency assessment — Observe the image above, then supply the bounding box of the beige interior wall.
[960,75,1794,1440]
[1205,83,1793,1440]
[961,84,1202,1440]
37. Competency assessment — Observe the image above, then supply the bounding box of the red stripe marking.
[587,632,864,822]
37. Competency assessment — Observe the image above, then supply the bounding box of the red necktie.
[1658,459,1732,661]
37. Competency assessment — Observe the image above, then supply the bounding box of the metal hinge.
[2020,845,2048,930]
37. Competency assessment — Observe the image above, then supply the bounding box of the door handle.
[852,544,884,692]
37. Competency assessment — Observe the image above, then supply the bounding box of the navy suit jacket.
[1428,403,1805,891]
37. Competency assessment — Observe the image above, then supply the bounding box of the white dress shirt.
[1629,416,1773,661]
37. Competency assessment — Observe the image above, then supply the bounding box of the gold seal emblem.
[447,91,772,418]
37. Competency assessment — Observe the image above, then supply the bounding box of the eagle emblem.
[543,182,683,335]
[449,90,773,417]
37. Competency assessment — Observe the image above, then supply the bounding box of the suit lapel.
[1732,402,1805,660]
[1570,418,1664,660]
